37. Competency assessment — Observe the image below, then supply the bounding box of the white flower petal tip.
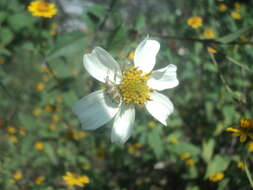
[134,38,160,73]
[83,47,122,84]
[148,64,179,91]
[145,92,174,126]
[72,90,120,130]
[111,104,135,144]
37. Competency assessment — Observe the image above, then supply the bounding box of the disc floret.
[119,67,153,106]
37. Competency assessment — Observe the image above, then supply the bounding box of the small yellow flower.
[207,47,218,54]
[209,172,224,182]
[36,83,45,91]
[237,161,245,170]
[128,51,135,60]
[71,130,87,140]
[248,142,253,152]
[227,119,253,142]
[0,58,5,64]
[203,29,216,38]
[231,11,241,20]
[39,65,49,73]
[19,128,26,136]
[128,143,142,154]
[9,135,18,143]
[7,126,16,134]
[234,2,241,11]
[28,1,58,18]
[44,104,53,112]
[33,108,42,117]
[35,176,45,184]
[52,114,60,123]
[185,159,195,167]
[148,121,156,127]
[13,171,23,180]
[63,172,90,189]
[55,96,63,103]
[48,123,56,130]
[169,137,178,144]
[180,153,191,160]
[42,75,50,82]
[187,16,203,28]
[218,4,228,12]
[35,141,44,150]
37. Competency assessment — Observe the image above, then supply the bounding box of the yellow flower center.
[37,2,50,12]
[119,67,153,106]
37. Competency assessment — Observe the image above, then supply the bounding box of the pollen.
[119,67,153,106]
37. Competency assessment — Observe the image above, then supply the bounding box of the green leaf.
[0,27,14,45]
[148,128,164,158]
[170,142,200,156]
[205,155,230,178]
[226,56,251,71]
[46,32,87,60]
[7,13,35,31]
[217,27,250,44]
[202,139,215,162]
[106,24,127,52]
[44,143,58,165]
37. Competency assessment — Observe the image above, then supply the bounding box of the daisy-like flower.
[28,1,58,18]
[72,37,179,143]
[227,119,253,142]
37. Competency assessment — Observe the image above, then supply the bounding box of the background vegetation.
[1,0,253,189]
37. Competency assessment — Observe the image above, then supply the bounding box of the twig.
[149,33,253,45]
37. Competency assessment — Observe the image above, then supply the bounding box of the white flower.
[72,37,179,143]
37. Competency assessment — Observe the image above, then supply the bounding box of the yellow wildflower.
[63,172,90,189]
[0,58,5,64]
[128,51,135,60]
[9,135,18,143]
[148,121,156,127]
[180,153,191,160]
[13,171,23,180]
[231,11,241,20]
[248,142,253,152]
[218,4,227,12]
[128,143,142,154]
[55,96,63,103]
[170,137,178,144]
[42,74,50,82]
[19,128,26,136]
[28,1,58,18]
[207,47,218,54]
[72,130,87,140]
[203,29,216,38]
[187,16,203,28]
[227,119,253,142]
[237,161,245,170]
[48,123,56,130]
[39,65,49,73]
[185,159,195,167]
[52,114,60,123]
[234,2,241,11]
[33,108,42,117]
[44,104,53,112]
[35,176,45,184]
[36,83,45,91]
[209,172,224,182]
[7,126,16,134]
[35,141,44,150]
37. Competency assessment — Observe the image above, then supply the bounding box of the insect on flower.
[72,36,179,143]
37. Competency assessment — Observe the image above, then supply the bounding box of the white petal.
[72,90,120,130]
[148,64,179,91]
[84,47,122,84]
[134,38,160,73]
[111,104,135,143]
[145,91,174,126]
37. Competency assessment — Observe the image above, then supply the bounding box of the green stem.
[244,159,253,188]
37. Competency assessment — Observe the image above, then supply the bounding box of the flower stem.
[244,159,253,188]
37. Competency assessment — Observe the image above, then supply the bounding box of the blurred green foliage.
[1,0,253,189]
